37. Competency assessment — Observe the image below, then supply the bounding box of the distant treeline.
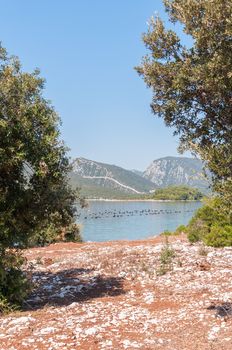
[150,186,203,201]
[73,182,204,201]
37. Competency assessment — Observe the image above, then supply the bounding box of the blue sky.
[0,0,191,170]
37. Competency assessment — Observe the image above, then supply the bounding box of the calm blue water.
[78,200,202,242]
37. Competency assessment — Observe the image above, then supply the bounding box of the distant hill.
[143,156,209,192]
[70,156,210,198]
[70,158,156,198]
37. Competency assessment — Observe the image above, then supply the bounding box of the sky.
[0,0,192,170]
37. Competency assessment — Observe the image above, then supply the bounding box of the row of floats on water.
[78,208,195,220]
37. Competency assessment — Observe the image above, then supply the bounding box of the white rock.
[85,327,98,335]
[9,316,35,326]
[39,327,56,335]
[143,292,155,304]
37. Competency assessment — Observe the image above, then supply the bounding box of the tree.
[136,0,232,215]
[0,44,82,307]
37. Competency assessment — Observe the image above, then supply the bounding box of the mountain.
[70,156,210,199]
[131,169,143,177]
[143,156,209,192]
[70,158,156,198]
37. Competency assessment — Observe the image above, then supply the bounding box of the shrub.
[187,218,209,243]
[0,249,30,310]
[161,226,186,237]
[28,220,82,247]
[0,295,17,314]
[175,225,187,234]
[204,225,232,247]
[160,245,175,265]
[198,245,208,256]
[161,230,173,236]
[186,197,232,246]
[156,238,175,275]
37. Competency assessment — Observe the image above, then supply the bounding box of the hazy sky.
[0,0,192,170]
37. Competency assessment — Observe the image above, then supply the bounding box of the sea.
[78,200,202,242]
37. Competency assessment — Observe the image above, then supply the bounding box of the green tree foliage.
[136,0,232,212]
[187,198,232,247]
[0,45,82,307]
[152,185,203,200]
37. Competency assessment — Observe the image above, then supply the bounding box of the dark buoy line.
[80,207,195,220]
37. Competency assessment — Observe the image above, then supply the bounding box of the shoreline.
[86,198,202,202]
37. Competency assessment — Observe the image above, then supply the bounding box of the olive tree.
[136,0,232,214]
[0,45,82,307]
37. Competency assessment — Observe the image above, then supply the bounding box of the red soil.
[1,235,232,349]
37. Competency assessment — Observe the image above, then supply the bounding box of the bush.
[175,225,187,234]
[186,197,232,246]
[0,249,30,310]
[160,245,175,265]
[161,230,173,236]
[187,218,209,243]
[156,238,175,275]
[0,295,18,314]
[198,245,208,256]
[28,219,82,247]
[161,225,187,237]
[204,225,232,247]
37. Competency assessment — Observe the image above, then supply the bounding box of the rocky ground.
[0,235,232,350]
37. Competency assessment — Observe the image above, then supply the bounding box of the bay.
[78,200,202,242]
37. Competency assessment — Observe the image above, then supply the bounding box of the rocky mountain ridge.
[143,156,209,192]
[70,156,209,198]
[70,158,155,197]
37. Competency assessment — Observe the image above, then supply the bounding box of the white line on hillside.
[82,176,143,194]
